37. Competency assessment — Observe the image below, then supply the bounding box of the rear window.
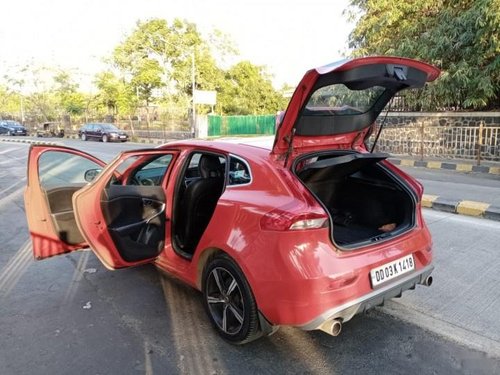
[306,84,385,115]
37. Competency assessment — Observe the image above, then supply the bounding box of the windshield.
[306,84,386,115]
[101,124,119,131]
[5,121,23,127]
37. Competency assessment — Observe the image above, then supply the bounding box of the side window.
[128,154,173,186]
[184,152,225,181]
[106,153,174,187]
[38,151,102,189]
[228,156,251,186]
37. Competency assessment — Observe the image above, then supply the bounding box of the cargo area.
[296,152,415,247]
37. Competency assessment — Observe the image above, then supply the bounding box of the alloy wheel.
[205,267,245,335]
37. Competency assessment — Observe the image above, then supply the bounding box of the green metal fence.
[208,115,276,136]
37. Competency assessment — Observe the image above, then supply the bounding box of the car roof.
[160,139,272,162]
[83,123,115,126]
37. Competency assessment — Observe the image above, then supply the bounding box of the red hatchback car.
[25,56,439,344]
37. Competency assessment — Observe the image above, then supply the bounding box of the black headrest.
[199,155,223,178]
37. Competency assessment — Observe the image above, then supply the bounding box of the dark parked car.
[78,123,128,142]
[0,120,27,136]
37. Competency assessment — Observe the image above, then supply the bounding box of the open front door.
[25,145,106,260]
[73,149,178,269]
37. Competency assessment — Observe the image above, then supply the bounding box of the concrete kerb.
[0,137,63,146]
[422,194,500,221]
[390,158,500,175]
[65,134,166,145]
[1,135,170,146]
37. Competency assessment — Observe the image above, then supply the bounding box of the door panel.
[102,185,166,262]
[72,149,178,269]
[46,185,87,244]
[24,146,106,260]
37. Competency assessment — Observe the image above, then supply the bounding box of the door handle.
[142,198,162,206]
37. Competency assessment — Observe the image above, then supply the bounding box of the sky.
[1,0,354,92]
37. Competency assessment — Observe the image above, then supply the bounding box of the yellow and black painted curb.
[0,137,63,146]
[422,194,500,221]
[1,135,166,145]
[65,134,166,145]
[391,158,500,175]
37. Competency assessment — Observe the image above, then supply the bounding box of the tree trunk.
[128,115,135,136]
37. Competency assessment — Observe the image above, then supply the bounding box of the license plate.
[119,135,126,138]
[370,254,415,288]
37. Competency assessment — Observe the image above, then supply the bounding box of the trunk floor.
[333,224,382,244]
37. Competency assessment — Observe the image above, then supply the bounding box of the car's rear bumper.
[297,264,434,331]
[109,135,128,142]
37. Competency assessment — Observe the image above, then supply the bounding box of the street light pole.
[191,52,196,138]
[20,95,25,124]
[150,34,196,138]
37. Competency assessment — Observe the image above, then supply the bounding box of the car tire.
[202,253,261,344]
[102,134,108,143]
[81,133,87,141]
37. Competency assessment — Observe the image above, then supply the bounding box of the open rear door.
[72,149,179,269]
[24,145,106,260]
[272,56,440,163]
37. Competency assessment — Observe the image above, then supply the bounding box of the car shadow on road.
[153,267,499,375]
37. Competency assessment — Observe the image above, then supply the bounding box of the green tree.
[219,61,287,115]
[53,71,86,120]
[109,18,285,118]
[95,71,139,131]
[347,0,500,110]
[0,85,22,119]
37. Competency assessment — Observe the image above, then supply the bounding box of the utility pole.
[191,52,196,138]
[151,34,196,138]
[20,95,25,124]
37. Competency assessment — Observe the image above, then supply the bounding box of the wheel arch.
[195,247,226,289]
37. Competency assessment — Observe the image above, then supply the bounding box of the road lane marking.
[0,240,32,298]
[0,146,24,154]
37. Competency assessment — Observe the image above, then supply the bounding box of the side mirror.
[84,168,102,182]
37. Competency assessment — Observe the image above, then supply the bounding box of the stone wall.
[372,112,500,161]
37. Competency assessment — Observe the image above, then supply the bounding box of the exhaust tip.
[320,319,342,336]
[331,320,342,336]
[423,275,433,287]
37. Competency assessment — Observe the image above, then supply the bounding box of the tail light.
[260,202,329,231]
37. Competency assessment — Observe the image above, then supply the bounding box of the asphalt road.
[1,139,499,374]
[398,166,500,206]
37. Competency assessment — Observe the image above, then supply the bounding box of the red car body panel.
[24,56,439,333]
